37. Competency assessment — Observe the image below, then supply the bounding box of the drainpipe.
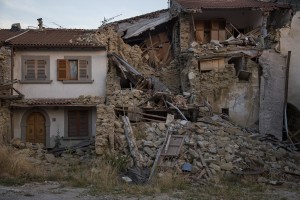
[283,51,292,143]
[10,46,14,140]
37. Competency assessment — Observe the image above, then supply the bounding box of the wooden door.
[26,112,45,144]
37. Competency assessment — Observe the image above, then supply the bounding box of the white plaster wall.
[194,10,263,29]
[13,106,97,148]
[280,11,300,110]
[13,50,107,98]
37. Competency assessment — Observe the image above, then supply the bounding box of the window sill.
[19,80,53,84]
[62,80,94,84]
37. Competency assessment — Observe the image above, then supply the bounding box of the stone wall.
[95,104,116,155]
[259,50,286,140]
[179,52,260,126]
[0,47,11,144]
[179,13,191,52]
[0,107,10,144]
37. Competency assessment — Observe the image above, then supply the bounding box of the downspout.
[10,46,14,140]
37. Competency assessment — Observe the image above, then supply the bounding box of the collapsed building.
[1,0,300,182]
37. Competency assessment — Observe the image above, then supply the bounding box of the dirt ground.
[0,182,178,200]
[0,181,300,200]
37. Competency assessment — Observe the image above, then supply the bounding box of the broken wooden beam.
[115,108,167,120]
[166,101,188,121]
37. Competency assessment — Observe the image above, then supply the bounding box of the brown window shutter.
[25,59,36,80]
[68,110,89,137]
[57,59,69,80]
[78,60,88,80]
[37,60,47,80]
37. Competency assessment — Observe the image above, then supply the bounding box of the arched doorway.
[26,112,46,145]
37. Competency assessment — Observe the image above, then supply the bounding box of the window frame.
[64,107,92,139]
[57,56,93,84]
[21,56,51,84]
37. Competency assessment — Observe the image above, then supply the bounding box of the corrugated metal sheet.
[115,9,171,39]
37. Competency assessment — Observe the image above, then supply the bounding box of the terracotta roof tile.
[0,29,105,48]
[176,0,288,10]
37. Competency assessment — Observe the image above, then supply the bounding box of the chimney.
[10,23,21,32]
[37,18,43,30]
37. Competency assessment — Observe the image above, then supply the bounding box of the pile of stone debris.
[113,114,300,181]
[10,138,96,168]
[9,113,300,182]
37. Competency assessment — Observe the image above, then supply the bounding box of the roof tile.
[0,29,105,48]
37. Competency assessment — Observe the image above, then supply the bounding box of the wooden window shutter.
[57,59,69,80]
[25,59,36,80]
[79,110,88,136]
[37,60,47,80]
[68,110,88,137]
[78,60,88,80]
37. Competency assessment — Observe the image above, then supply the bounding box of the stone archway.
[21,108,50,148]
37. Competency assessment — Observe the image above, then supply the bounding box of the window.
[21,56,50,83]
[67,110,89,137]
[57,56,92,82]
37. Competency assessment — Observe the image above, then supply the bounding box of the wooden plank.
[219,30,226,42]
[197,149,213,178]
[148,129,169,181]
[195,31,204,43]
[211,30,219,40]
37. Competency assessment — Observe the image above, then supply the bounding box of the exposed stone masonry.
[0,47,12,143]
[95,104,116,155]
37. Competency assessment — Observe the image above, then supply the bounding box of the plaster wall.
[12,106,97,148]
[259,50,286,140]
[280,11,300,110]
[13,50,107,98]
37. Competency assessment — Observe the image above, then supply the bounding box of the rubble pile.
[76,28,154,75]
[112,116,300,181]
[10,138,96,168]
[106,89,150,107]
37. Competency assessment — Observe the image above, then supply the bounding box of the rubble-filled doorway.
[26,112,46,145]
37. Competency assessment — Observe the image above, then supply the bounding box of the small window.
[57,56,91,81]
[222,108,229,116]
[68,110,89,137]
[22,56,50,82]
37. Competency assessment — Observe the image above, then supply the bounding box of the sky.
[0,0,169,29]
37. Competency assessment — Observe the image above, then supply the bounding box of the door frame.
[21,108,50,148]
